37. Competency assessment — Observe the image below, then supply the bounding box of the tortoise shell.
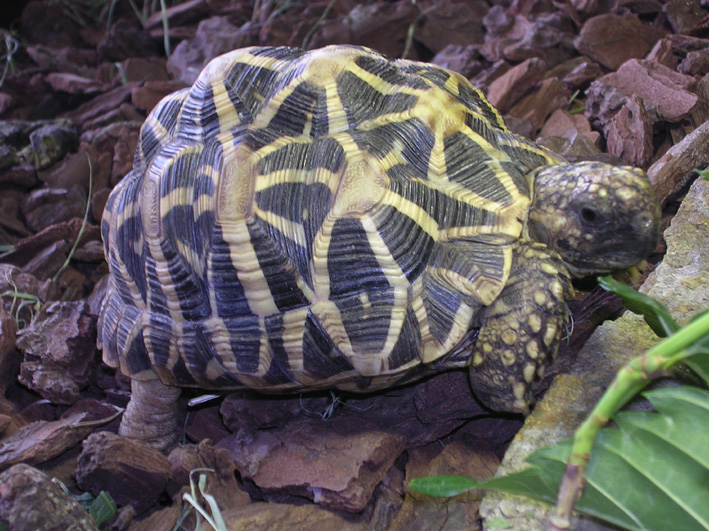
[98,45,567,395]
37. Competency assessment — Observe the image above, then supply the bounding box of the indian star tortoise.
[98,45,660,451]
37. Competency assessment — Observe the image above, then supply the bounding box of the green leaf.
[408,475,481,497]
[597,276,679,337]
[684,352,709,386]
[410,386,709,531]
[88,491,117,527]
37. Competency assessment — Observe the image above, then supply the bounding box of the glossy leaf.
[410,387,709,530]
[597,276,679,337]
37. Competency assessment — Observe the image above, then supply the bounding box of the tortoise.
[98,45,660,451]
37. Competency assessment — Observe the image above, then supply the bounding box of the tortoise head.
[527,161,661,277]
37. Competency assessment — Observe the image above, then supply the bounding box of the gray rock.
[480,175,709,529]
[0,463,98,531]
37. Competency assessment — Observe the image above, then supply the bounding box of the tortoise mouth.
[563,244,655,276]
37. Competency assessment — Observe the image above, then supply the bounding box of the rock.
[480,176,709,529]
[27,122,79,170]
[0,309,19,395]
[76,431,171,515]
[575,14,666,70]
[17,301,96,405]
[220,502,368,530]
[0,463,98,530]
[219,416,405,512]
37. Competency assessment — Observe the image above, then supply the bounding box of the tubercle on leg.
[468,241,572,414]
[118,378,183,453]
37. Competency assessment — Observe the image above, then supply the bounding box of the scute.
[99,45,556,392]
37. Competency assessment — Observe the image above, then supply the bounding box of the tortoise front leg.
[119,378,182,452]
[469,241,572,414]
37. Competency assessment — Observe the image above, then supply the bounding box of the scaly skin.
[469,241,572,413]
[119,379,182,452]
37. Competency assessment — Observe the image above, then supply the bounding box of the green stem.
[550,309,709,529]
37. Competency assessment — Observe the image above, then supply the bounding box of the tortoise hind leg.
[469,241,572,414]
[119,379,182,452]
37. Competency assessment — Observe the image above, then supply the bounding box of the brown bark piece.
[131,80,188,112]
[167,440,250,510]
[679,49,709,76]
[648,119,709,205]
[605,97,655,168]
[390,438,499,530]
[575,13,666,70]
[546,56,604,91]
[508,77,568,136]
[586,59,700,128]
[168,17,253,85]
[343,1,419,58]
[487,57,547,113]
[0,410,115,471]
[416,0,488,52]
[539,109,600,146]
[432,45,483,78]
[60,84,136,130]
[503,15,575,66]
[17,301,96,405]
[664,0,708,34]
[220,417,405,512]
[0,309,19,395]
[0,264,56,305]
[220,503,367,531]
[0,464,98,530]
[76,431,171,515]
